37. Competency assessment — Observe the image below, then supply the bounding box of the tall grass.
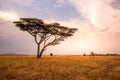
[0,56,120,80]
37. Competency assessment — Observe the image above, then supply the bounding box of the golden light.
[0,11,19,21]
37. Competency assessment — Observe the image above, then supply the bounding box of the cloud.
[0,0,33,19]
[67,0,120,32]
[110,0,120,9]
[0,11,19,22]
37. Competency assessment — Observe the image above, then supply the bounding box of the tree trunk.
[36,44,40,58]
[39,47,45,58]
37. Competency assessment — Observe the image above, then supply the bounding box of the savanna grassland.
[0,56,120,80]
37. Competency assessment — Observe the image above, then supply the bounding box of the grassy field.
[0,56,120,80]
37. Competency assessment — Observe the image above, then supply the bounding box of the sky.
[0,0,120,55]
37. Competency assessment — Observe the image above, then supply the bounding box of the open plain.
[0,56,120,80]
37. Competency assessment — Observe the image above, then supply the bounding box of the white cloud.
[0,11,19,22]
[67,0,120,33]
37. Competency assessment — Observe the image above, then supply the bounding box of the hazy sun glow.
[76,41,92,50]
[0,11,19,21]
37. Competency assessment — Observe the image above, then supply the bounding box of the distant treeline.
[94,53,120,56]
[83,53,120,56]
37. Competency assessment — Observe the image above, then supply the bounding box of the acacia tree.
[14,18,77,58]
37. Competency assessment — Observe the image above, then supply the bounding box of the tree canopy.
[14,18,77,58]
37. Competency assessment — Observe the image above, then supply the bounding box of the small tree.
[14,18,77,58]
[90,51,94,58]
[83,53,86,56]
[50,53,53,56]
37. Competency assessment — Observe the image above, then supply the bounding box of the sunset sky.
[0,0,120,55]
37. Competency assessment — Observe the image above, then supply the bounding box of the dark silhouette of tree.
[50,53,53,56]
[90,51,94,58]
[83,53,86,56]
[13,18,77,58]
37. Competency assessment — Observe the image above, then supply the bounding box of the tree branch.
[34,35,39,44]
[44,35,57,48]
[28,31,35,37]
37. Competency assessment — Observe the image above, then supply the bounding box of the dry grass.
[0,56,120,80]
